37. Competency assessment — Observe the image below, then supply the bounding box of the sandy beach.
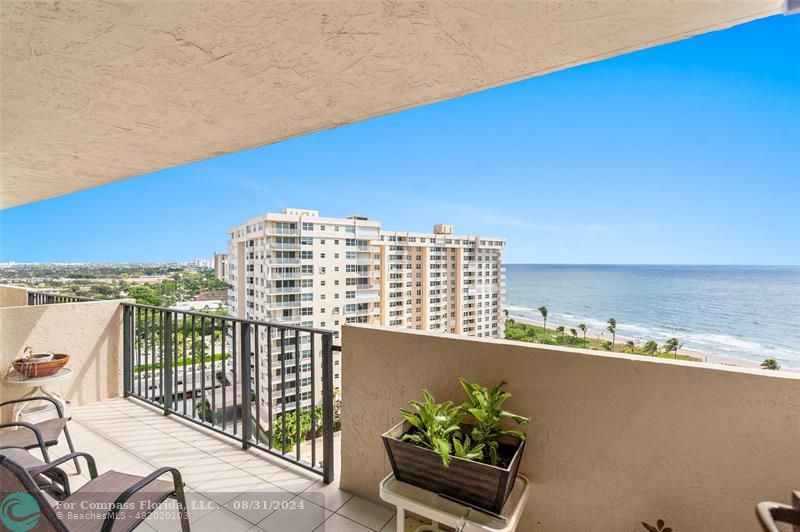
[508,314,763,369]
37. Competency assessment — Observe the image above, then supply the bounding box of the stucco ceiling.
[0,1,781,209]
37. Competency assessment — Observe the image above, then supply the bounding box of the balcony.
[344,307,373,317]
[354,288,380,302]
[268,271,301,280]
[1,285,798,531]
[268,286,302,295]
[354,256,379,266]
[269,257,300,265]
[270,242,301,251]
[267,227,299,236]
[270,299,303,308]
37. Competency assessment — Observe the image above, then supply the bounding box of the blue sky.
[1,15,798,265]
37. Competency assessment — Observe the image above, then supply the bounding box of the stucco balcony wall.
[340,324,800,531]
[0,285,30,308]
[0,298,125,419]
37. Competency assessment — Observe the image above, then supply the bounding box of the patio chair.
[0,452,191,532]
[0,447,71,499]
[0,395,82,473]
[757,491,800,532]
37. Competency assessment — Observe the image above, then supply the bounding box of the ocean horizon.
[504,264,800,369]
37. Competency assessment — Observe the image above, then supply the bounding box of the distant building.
[376,224,505,336]
[194,258,212,268]
[213,252,228,281]
[226,208,505,415]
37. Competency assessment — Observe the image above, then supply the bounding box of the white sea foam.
[686,333,763,351]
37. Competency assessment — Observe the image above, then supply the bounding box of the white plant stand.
[379,473,529,532]
[4,368,74,422]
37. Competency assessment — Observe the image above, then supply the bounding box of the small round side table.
[3,368,75,422]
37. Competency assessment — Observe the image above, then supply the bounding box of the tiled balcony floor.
[37,398,404,532]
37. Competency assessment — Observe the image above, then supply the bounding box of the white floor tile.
[320,513,375,532]
[195,468,265,505]
[237,453,287,482]
[337,496,395,531]
[265,466,318,494]
[173,456,231,489]
[192,507,254,532]
[300,479,353,512]
[256,495,330,532]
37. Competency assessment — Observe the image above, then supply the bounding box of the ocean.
[504,264,800,369]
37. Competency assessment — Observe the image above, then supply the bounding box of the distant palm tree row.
[504,305,688,358]
[504,306,781,370]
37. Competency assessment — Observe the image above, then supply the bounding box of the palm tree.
[538,306,548,335]
[503,309,509,320]
[664,337,681,358]
[625,340,636,353]
[606,318,617,351]
[555,325,565,342]
[570,328,578,344]
[760,358,780,370]
[642,340,658,355]
[578,323,587,347]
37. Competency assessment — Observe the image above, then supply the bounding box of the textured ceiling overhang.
[0,0,781,209]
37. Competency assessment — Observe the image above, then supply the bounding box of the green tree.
[271,406,324,452]
[601,341,613,351]
[642,340,659,355]
[569,328,578,344]
[126,285,164,306]
[578,323,587,347]
[624,340,636,353]
[760,358,780,370]
[538,306,548,336]
[664,337,681,358]
[606,318,617,351]
[555,325,565,342]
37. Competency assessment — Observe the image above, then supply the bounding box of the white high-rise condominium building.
[226,209,505,414]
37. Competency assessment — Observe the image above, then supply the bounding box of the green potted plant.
[382,378,529,514]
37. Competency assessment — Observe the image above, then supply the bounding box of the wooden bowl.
[12,353,70,378]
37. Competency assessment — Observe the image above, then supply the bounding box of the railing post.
[123,305,131,397]
[163,311,173,415]
[321,333,335,484]
[240,322,252,449]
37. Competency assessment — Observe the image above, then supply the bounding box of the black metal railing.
[121,303,336,483]
[27,291,97,305]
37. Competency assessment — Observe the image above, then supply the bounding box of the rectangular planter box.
[382,420,525,514]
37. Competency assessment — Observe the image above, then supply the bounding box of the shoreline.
[508,314,764,369]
